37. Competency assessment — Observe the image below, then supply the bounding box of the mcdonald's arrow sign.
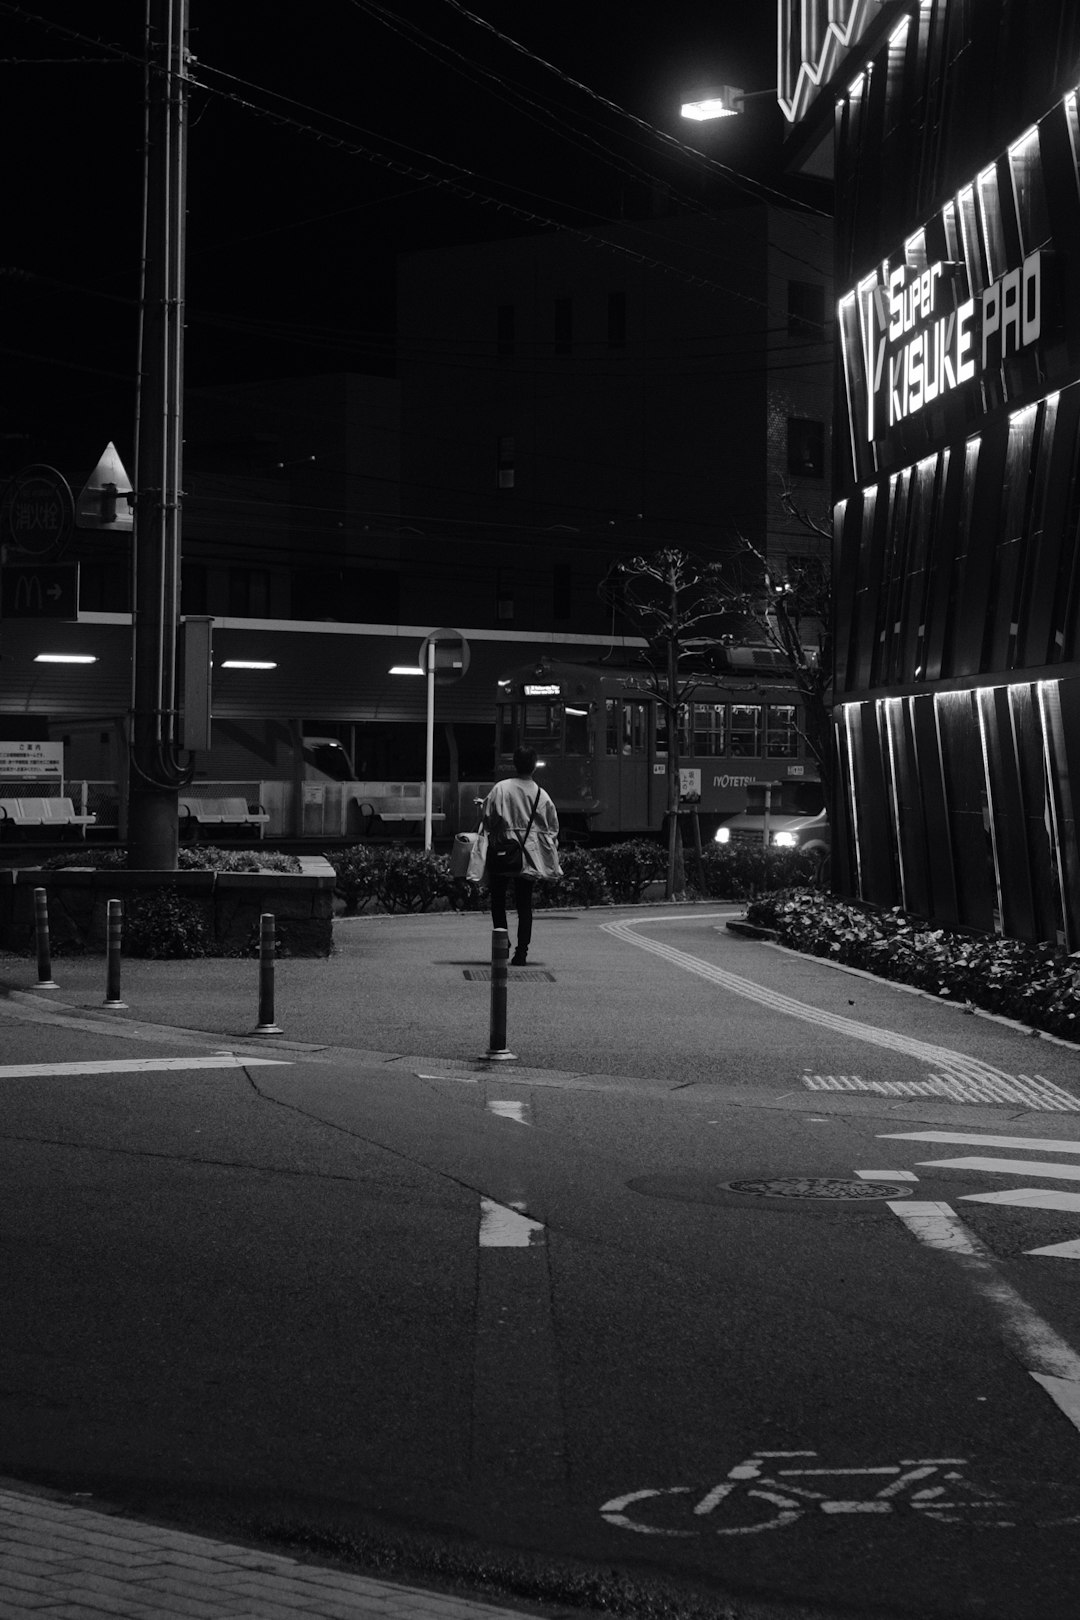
[1,564,79,619]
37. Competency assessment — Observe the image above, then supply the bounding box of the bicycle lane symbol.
[599,1450,1080,1535]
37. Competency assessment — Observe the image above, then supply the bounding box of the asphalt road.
[3,907,1080,1619]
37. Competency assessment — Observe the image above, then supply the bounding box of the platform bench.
[0,796,96,832]
[179,796,270,837]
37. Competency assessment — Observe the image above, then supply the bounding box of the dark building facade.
[783,0,1080,948]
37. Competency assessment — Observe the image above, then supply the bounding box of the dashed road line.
[478,1198,545,1247]
[487,1099,532,1125]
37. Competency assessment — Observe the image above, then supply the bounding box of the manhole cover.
[726,1177,911,1201]
[464,968,555,982]
[627,1173,911,1208]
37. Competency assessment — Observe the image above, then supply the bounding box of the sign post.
[416,628,470,851]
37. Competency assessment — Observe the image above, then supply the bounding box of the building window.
[787,417,825,478]
[552,563,572,619]
[554,296,573,354]
[180,563,208,616]
[497,303,515,357]
[788,280,825,339]
[228,567,270,617]
[497,435,515,489]
[607,290,626,348]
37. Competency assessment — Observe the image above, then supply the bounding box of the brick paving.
[0,1485,550,1620]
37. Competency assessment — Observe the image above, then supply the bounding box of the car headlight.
[714,826,731,844]
[772,830,797,848]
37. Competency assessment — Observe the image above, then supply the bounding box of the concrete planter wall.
[0,858,336,957]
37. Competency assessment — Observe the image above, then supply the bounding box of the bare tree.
[706,490,834,821]
[599,548,724,899]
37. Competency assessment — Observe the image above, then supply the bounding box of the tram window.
[692,703,727,756]
[605,698,619,756]
[524,700,561,742]
[565,705,589,755]
[496,703,516,757]
[729,703,762,756]
[623,701,648,755]
[766,704,798,757]
[655,706,668,756]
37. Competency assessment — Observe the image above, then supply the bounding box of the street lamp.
[680,86,777,120]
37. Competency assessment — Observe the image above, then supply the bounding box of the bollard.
[482,926,518,1062]
[32,887,59,989]
[250,912,283,1035]
[102,898,128,1008]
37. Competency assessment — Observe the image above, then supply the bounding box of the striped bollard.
[33,887,59,989]
[102,898,128,1009]
[250,913,283,1035]
[483,927,517,1062]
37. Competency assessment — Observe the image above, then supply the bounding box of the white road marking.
[604,916,1080,1110]
[882,1131,1080,1153]
[0,1055,289,1077]
[960,1189,1080,1211]
[887,1200,1080,1436]
[487,1100,531,1125]
[478,1198,545,1247]
[1026,1239,1080,1259]
[857,1169,919,1181]
[918,1156,1080,1181]
[807,1072,1079,1108]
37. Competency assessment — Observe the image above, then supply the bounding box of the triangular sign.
[75,442,134,531]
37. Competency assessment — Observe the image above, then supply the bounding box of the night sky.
[2,2,787,478]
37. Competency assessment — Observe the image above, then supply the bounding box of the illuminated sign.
[524,684,561,696]
[855,252,1043,444]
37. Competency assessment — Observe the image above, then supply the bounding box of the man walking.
[480,747,561,965]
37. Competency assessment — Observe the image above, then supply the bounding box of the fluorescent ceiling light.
[34,653,97,664]
[389,664,424,675]
[221,659,276,670]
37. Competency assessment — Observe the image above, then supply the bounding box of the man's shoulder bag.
[487,788,541,878]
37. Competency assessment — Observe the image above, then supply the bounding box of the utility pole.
[128,0,190,868]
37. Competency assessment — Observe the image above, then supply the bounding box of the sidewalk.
[0,1480,556,1620]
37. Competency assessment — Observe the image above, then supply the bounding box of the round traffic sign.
[0,464,75,560]
[418,626,470,685]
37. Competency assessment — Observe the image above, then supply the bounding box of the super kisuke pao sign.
[842,248,1046,470]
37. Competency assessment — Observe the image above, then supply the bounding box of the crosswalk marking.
[959,1189,1080,1212]
[1026,1239,1080,1259]
[917,1156,1080,1182]
[881,1131,1080,1154]
[856,1169,919,1181]
[0,1055,289,1077]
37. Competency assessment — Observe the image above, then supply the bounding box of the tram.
[495,656,823,839]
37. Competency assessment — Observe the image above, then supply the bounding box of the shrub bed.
[325,838,824,914]
[746,887,1080,1043]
